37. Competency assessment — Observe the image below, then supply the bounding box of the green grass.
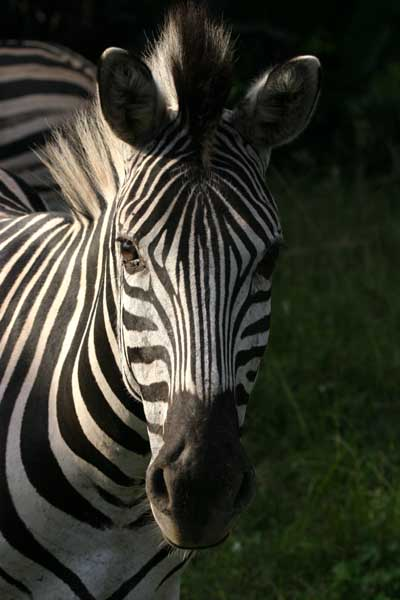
[181,171,400,600]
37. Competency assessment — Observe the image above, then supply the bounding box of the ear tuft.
[232,55,321,150]
[98,47,169,147]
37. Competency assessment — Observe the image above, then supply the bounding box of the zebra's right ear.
[98,47,169,147]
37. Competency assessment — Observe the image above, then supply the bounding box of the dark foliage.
[1,0,399,177]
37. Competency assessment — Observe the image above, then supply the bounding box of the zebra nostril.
[151,467,169,505]
[234,469,255,512]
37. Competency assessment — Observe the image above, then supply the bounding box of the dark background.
[1,0,400,180]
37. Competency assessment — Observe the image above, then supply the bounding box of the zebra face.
[114,122,282,547]
[99,26,320,547]
[117,121,281,416]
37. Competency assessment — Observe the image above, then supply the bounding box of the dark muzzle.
[146,392,255,549]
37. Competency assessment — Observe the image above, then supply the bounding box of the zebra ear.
[98,47,169,147]
[232,56,321,150]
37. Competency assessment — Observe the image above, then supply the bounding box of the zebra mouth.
[164,532,230,551]
[149,497,232,550]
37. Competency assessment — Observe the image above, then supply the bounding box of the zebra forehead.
[118,124,280,242]
[120,175,280,250]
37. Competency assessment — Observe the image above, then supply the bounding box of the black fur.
[151,2,234,164]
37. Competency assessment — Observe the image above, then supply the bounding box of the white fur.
[39,97,128,220]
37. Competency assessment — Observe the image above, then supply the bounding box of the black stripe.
[122,310,158,332]
[140,382,169,404]
[252,289,271,304]
[0,566,32,597]
[127,344,171,367]
[0,53,90,72]
[106,548,170,600]
[236,384,250,406]
[127,509,153,529]
[0,131,51,160]
[0,386,96,600]
[58,358,138,487]
[0,126,75,161]
[0,170,46,212]
[96,486,146,509]
[77,347,150,456]
[246,370,258,382]
[0,41,95,73]
[0,175,24,203]
[156,553,193,591]
[8,228,114,529]
[146,421,163,436]
[21,379,113,529]
[0,79,92,101]
[235,345,266,371]
[241,315,270,339]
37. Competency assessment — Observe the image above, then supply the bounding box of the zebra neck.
[50,213,150,505]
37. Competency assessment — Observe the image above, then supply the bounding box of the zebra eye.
[117,237,143,273]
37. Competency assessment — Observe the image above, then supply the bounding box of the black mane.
[147,2,235,164]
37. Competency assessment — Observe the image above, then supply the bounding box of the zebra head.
[98,5,320,549]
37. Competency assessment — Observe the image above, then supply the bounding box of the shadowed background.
[1,1,400,598]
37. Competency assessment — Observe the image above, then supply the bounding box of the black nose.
[146,430,255,548]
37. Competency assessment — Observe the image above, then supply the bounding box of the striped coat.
[0,40,95,209]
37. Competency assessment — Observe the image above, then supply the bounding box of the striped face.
[96,9,320,548]
[116,117,282,458]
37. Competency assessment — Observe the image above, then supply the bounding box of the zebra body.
[0,181,185,599]
[0,5,320,599]
[0,40,96,209]
[0,168,46,215]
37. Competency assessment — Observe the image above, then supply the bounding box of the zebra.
[0,4,320,599]
[0,40,96,209]
[0,167,46,216]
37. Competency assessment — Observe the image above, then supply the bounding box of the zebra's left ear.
[98,47,169,147]
[231,56,321,150]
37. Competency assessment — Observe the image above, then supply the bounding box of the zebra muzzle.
[145,392,256,549]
